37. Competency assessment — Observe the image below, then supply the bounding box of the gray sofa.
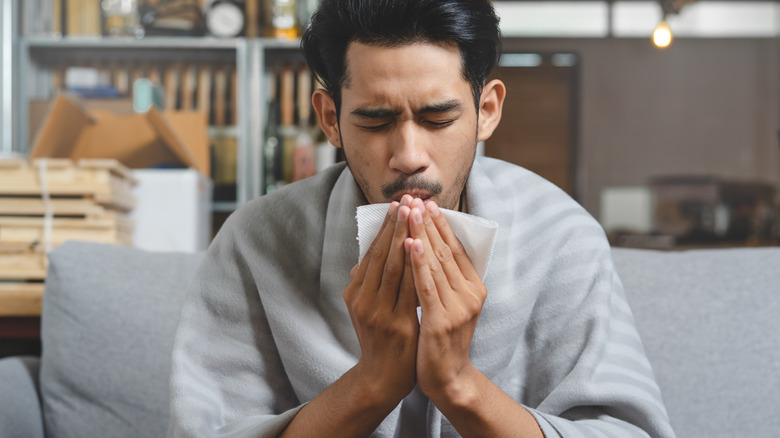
[1,241,778,438]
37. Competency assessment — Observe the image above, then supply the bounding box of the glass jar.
[102,0,141,37]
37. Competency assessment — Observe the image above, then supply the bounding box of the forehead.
[341,41,471,108]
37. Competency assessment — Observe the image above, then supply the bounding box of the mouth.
[392,191,433,204]
[382,176,443,204]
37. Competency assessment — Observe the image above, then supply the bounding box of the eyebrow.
[350,99,463,119]
[350,107,402,119]
[418,99,462,115]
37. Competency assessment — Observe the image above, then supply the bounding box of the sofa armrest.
[0,356,44,438]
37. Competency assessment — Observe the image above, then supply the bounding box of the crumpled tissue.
[355,203,498,281]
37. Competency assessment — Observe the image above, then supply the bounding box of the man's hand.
[281,201,421,438]
[404,199,487,404]
[343,200,419,407]
[400,198,543,438]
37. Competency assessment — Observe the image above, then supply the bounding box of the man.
[169,1,675,437]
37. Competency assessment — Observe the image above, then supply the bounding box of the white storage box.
[130,169,212,253]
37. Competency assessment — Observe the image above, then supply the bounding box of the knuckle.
[343,284,357,302]
[465,290,486,312]
[450,239,467,256]
[391,320,416,338]
[383,261,401,277]
[436,244,453,263]
[346,293,374,321]
[420,280,436,295]
[367,244,385,260]
[366,312,383,328]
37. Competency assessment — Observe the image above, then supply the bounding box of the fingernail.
[398,205,409,221]
[414,240,424,254]
[412,208,423,224]
[426,201,440,217]
[388,202,399,217]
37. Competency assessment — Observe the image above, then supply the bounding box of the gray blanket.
[169,157,675,437]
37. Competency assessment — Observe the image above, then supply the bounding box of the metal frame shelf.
[9,29,303,209]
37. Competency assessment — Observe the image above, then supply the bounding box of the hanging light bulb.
[653,20,673,48]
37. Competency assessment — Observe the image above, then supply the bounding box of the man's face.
[335,41,479,211]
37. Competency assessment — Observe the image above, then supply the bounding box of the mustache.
[381,175,443,199]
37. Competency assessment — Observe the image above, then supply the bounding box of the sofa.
[0,241,778,438]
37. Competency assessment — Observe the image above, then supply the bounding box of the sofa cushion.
[0,356,44,438]
[613,247,780,438]
[40,241,204,438]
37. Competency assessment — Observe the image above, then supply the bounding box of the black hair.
[300,0,502,117]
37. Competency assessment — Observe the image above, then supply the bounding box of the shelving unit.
[3,0,307,212]
[16,36,303,209]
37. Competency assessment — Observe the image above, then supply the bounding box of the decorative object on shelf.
[206,0,246,38]
[264,0,297,39]
[138,0,206,37]
[102,0,142,37]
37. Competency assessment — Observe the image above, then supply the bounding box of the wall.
[502,37,780,218]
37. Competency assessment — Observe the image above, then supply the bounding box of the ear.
[476,79,506,142]
[312,89,342,148]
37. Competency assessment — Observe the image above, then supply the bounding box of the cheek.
[434,129,476,164]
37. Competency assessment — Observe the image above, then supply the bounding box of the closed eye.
[357,122,392,132]
[425,119,455,129]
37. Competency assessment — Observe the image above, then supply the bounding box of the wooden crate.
[0,158,137,317]
[0,248,47,281]
[0,282,44,317]
[0,216,134,248]
[0,158,137,212]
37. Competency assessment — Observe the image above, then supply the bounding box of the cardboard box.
[29,94,210,176]
[130,169,212,253]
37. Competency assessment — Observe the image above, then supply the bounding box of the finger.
[343,264,361,304]
[377,205,411,306]
[415,202,462,284]
[409,207,452,307]
[425,201,479,281]
[395,246,417,313]
[409,238,445,314]
[360,202,400,291]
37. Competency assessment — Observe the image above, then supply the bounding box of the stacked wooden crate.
[0,158,137,317]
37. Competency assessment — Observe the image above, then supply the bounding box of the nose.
[388,122,430,175]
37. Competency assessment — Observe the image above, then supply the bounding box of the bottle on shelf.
[245,0,262,38]
[279,65,299,183]
[265,0,298,39]
[101,0,141,37]
[263,69,281,193]
[292,66,316,182]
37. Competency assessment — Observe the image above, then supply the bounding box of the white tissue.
[356,203,498,281]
